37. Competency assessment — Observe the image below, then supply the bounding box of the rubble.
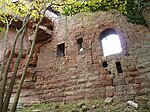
[127,100,138,108]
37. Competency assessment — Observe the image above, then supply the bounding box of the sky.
[101,34,122,57]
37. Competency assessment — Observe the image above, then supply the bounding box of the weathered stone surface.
[32,109,42,112]
[2,16,54,106]
[147,73,150,81]
[104,97,113,104]
[4,9,150,104]
[106,86,115,97]
[35,10,150,102]
[127,71,139,77]
[127,100,138,108]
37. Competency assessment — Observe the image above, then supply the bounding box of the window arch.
[100,28,122,57]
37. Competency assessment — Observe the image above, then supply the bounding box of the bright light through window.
[102,34,122,56]
[12,0,18,2]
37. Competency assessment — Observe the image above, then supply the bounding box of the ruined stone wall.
[0,28,29,60]
[36,10,150,103]
[0,27,41,105]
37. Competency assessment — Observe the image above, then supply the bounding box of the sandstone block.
[106,86,115,97]
[113,78,126,86]
[134,77,141,84]
[127,71,139,77]
[104,97,113,104]
[147,73,150,81]
[133,84,141,89]
[32,109,42,112]
[125,77,134,84]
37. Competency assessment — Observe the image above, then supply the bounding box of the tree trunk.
[10,2,48,111]
[0,17,14,111]
[142,7,150,29]
[10,14,46,112]
[0,18,29,112]
[1,16,29,112]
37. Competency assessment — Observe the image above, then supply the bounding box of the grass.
[20,99,150,112]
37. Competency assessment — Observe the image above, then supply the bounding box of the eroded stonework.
[35,10,150,103]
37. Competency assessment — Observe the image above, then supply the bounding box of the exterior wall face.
[0,28,29,60]
[36,10,150,102]
[0,27,40,104]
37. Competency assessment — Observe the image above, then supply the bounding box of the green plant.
[20,99,150,112]
[0,27,3,32]
[61,0,150,26]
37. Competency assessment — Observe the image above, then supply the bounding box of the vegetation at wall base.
[20,99,150,112]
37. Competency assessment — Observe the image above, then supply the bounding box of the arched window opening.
[100,28,122,57]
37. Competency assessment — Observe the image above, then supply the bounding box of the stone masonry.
[1,10,149,105]
[35,10,150,103]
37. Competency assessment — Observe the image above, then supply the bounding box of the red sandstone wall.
[0,28,29,60]
[36,10,150,102]
[0,27,40,105]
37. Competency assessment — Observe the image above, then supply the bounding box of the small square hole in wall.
[108,71,111,74]
[102,61,108,68]
[57,43,65,57]
[77,38,83,51]
[115,61,123,73]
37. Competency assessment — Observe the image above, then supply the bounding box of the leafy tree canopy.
[0,0,49,23]
[0,0,150,27]
[61,0,150,26]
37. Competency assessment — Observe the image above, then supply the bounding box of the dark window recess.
[77,38,83,51]
[108,71,111,74]
[102,61,108,68]
[57,43,65,57]
[100,28,117,38]
[115,61,123,73]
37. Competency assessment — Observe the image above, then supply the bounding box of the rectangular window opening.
[102,61,108,68]
[57,43,65,57]
[115,61,123,73]
[77,38,83,51]
[108,71,111,74]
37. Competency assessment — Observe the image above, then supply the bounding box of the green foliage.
[126,0,150,26]
[0,0,46,23]
[0,27,3,32]
[62,0,127,16]
[0,0,149,26]
[61,0,150,26]
[20,99,150,112]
